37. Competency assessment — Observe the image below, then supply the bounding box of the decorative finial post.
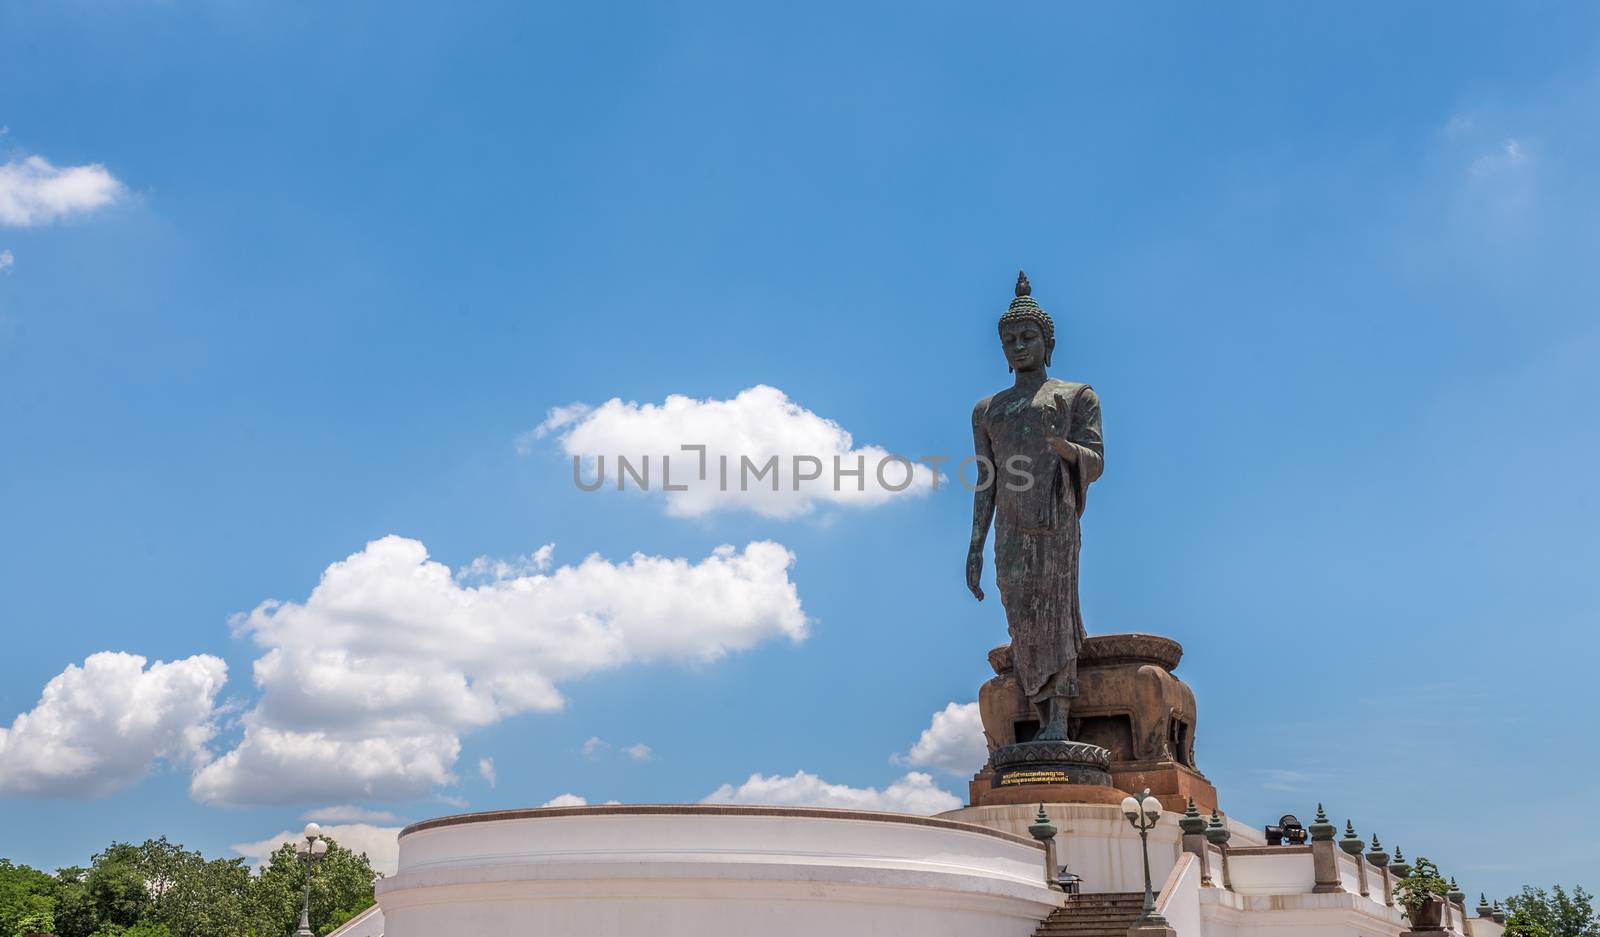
[1389,846,1411,879]
[1340,820,1364,855]
[1015,269,1031,297]
[1309,804,1335,842]
[1028,803,1057,841]
[1308,803,1342,894]
[1178,796,1211,886]
[1028,805,1061,890]
[1205,808,1230,846]
[1204,809,1234,891]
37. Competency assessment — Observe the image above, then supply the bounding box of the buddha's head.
[998,270,1054,372]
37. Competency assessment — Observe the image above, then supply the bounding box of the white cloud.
[0,155,123,226]
[0,249,12,272]
[303,805,403,824]
[893,702,986,777]
[1471,137,1531,177]
[1258,768,1314,792]
[478,757,496,787]
[517,403,594,452]
[231,823,401,876]
[531,385,939,518]
[582,736,609,757]
[190,535,807,806]
[0,652,226,797]
[623,743,653,762]
[538,792,622,808]
[702,770,961,815]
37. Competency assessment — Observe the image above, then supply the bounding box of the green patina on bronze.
[1309,803,1336,842]
[967,270,1105,742]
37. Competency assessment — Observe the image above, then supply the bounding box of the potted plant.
[1394,857,1450,931]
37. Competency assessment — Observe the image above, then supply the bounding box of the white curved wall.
[377,805,1060,937]
[941,802,1184,894]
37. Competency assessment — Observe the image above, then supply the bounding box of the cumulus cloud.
[702,770,961,815]
[0,652,227,798]
[531,385,939,518]
[478,757,496,787]
[303,805,403,824]
[622,743,653,762]
[231,823,401,876]
[893,701,986,777]
[582,736,609,757]
[0,249,12,272]
[541,793,591,807]
[0,155,123,226]
[190,535,807,806]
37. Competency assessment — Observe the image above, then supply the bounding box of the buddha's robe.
[972,380,1104,700]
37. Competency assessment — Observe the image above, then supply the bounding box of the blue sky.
[2,0,1597,899]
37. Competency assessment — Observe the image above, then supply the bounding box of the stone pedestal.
[1109,760,1218,815]
[973,633,1218,813]
[1127,922,1177,937]
[976,739,1116,807]
[970,775,1127,807]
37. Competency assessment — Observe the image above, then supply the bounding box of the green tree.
[248,837,378,937]
[88,923,172,937]
[129,839,254,937]
[0,859,57,937]
[51,845,151,937]
[1506,910,1555,937]
[130,838,189,920]
[1505,886,1599,937]
[50,866,96,937]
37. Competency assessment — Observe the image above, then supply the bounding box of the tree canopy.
[1505,885,1599,937]
[0,837,377,937]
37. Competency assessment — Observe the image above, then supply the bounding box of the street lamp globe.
[1121,788,1168,928]
[293,822,327,936]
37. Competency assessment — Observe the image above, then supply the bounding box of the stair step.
[1033,894,1157,937]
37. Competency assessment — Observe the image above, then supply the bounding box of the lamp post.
[1120,788,1167,927]
[293,822,328,937]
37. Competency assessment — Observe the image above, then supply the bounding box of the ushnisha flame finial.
[998,270,1053,347]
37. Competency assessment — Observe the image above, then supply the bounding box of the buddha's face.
[1000,319,1051,371]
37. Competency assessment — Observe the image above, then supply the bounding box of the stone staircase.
[1032,892,1148,937]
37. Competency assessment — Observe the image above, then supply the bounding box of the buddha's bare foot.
[1034,700,1071,741]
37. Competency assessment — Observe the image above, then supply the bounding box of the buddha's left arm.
[1068,387,1104,487]
[1047,387,1104,487]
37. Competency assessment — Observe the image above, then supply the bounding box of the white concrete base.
[374,805,1061,937]
[941,802,1189,894]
